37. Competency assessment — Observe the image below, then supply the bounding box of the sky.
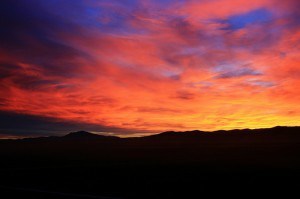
[1,0,300,138]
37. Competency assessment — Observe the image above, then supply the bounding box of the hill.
[0,126,299,198]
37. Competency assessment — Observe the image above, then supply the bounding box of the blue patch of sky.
[226,8,273,30]
[83,2,142,35]
[39,0,145,36]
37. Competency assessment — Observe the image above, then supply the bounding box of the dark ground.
[0,126,299,198]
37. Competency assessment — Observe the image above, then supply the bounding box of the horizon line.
[1,125,299,140]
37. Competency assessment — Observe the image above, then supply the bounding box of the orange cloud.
[1,0,300,136]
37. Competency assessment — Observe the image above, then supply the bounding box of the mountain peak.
[64,131,99,138]
[63,131,120,140]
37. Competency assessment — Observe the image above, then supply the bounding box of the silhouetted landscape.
[2,0,300,198]
[0,126,300,198]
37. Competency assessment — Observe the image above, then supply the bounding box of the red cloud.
[1,0,300,136]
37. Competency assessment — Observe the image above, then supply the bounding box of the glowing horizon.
[1,0,300,137]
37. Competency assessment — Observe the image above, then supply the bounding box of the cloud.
[0,0,300,137]
[246,80,276,88]
[216,66,263,79]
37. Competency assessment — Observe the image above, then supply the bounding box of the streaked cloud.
[0,0,300,137]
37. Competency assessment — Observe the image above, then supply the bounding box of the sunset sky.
[1,0,300,138]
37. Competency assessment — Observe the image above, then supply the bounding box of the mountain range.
[3,125,300,141]
[0,126,299,198]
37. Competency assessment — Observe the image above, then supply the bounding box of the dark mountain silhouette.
[64,130,99,138]
[4,126,300,142]
[140,126,300,142]
[147,126,300,137]
[63,130,120,140]
[0,126,299,198]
